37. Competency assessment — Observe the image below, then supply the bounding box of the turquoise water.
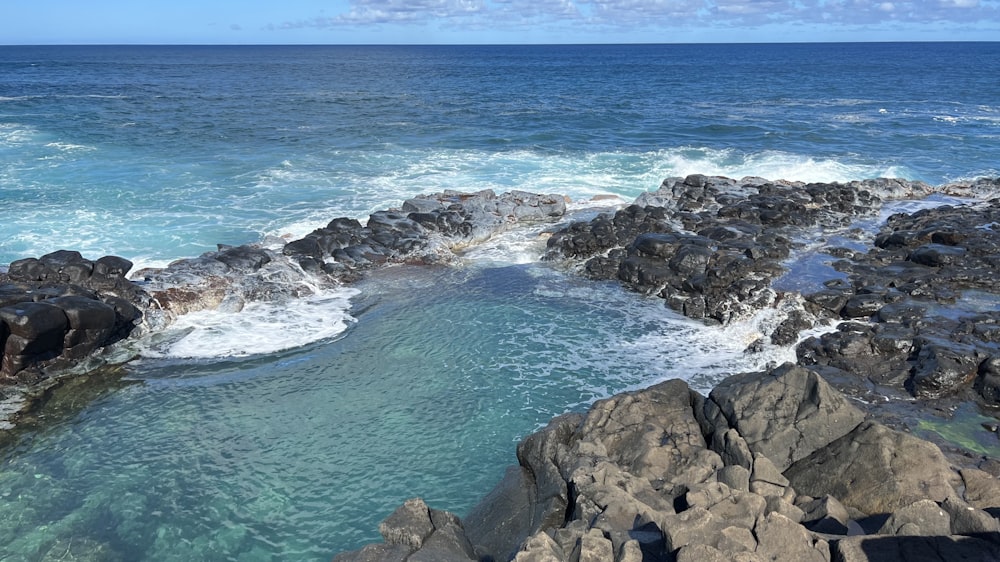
[1,261,785,560]
[2,43,1000,559]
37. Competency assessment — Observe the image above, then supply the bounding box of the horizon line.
[3,39,999,47]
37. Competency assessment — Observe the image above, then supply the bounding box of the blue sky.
[2,0,998,44]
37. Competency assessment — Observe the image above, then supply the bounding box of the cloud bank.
[277,0,999,31]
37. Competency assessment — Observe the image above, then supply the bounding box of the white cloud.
[275,0,1000,32]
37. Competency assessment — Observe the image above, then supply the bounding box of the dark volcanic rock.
[282,189,567,273]
[545,175,885,323]
[0,251,145,381]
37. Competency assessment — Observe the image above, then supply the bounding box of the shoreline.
[3,175,1000,560]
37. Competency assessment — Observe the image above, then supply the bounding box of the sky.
[1,0,998,44]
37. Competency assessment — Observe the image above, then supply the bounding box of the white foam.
[458,225,553,266]
[44,141,96,152]
[257,146,906,243]
[143,287,360,359]
[0,123,36,145]
[621,305,812,395]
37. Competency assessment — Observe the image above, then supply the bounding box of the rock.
[332,543,410,562]
[48,296,117,359]
[784,421,959,516]
[572,528,613,562]
[960,469,1000,510]
[1,302,69,376]
[910,339,984,399]
[463,466,535,562]
[675,543,730,562]
[683,481,767,531]
[660,506,731,552]
[336,498,477,561]
[513,531,565,562]
[750,454,790,498]
[798,495,854,535]
[718,464,751,492]
[378,498,436,549]
[566,379,721,497]
[832,535,1000,561]
[940,496,1000,536]
[876,499,951,536]
[547,177,882,323]
[705,364,866,471]
[753,512,830,562]
[765,495,805,524]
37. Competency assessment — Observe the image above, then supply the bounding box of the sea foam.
[142,287,359,359]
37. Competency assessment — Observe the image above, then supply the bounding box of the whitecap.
[44,141,96,152]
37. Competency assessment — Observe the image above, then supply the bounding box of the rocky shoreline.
[338,365,1000,562]
[0,189,568,426]
[332,175,1000,561]
[3,175,1000,560]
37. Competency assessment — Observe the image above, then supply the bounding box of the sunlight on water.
[0,261,788,561]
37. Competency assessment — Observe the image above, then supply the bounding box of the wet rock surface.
[0,189,567,421]
[544,175,925,324]
[340,175,1000,561]
[341,367,1000,561]
[0,250,144,384]
[5,176,1000,561]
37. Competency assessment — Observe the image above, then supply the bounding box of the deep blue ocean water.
[1,43,999,560]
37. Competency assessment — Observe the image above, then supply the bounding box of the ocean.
[0,43,998,560]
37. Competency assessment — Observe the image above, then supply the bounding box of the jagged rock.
[940,496,1000,536]
[750,454,790,498]
[563,379,721,496]
[753,512,830,562]
[570,528,613,562]
[675,543,731,562]
[683,481,767,531]
[1,302,69,376]
[331,544,410,562]
[48,296,117,359]
[378,498,437,550]
[910,339,984,399]
[705,364,866,471]
[547,177,884,323]
[336,498,476,561]
[513,531,565,562]
[717,464,751,492]
[765,495,805,524]
[784,421,959,515]
[798,495,854,535]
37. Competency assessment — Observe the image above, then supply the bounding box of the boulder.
[705,364,866,471]
[334,498,476,561]
[784,421,959,515]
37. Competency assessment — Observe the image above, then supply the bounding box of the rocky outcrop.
[795,198,1000,402]
[543,175,924,324]
[0,189,567,401]
[337,365,1000,561]
[0,250,143,383]
[134,189,567,324]
[282,189,567,274]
